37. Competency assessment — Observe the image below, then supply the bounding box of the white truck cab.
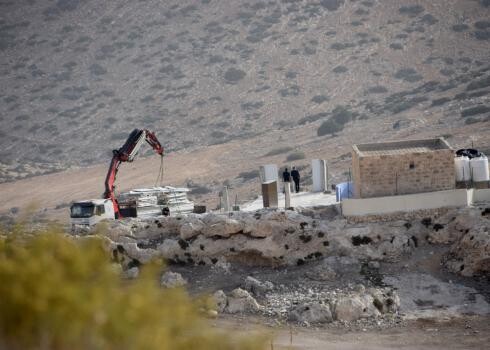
[70,199,115,227]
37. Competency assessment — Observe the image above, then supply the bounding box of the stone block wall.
[352,149,455,198]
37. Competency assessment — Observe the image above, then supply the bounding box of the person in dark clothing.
[291,167,300,193]
[282,168,291,193]
[282,168,291,183]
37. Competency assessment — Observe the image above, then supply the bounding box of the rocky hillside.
[1,0,489,182]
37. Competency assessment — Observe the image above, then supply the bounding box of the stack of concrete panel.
[119,186,194,217]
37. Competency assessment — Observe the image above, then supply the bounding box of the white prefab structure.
[260,164,278,183]
[470,156,489,183]
[221,186,230,212]
[454,156,471,182]
[312,159,327,192]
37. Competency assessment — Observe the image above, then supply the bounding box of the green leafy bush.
[0,228,266,350]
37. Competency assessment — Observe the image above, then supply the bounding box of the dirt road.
[215,315,490,350]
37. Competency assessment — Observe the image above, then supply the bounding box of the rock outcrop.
[288,303,333,324]
[445,223,490,277]
[160,271,187,288]
[225,288,263,314]
[94,206,489,280]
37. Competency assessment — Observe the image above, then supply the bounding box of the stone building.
[351,138,455,199]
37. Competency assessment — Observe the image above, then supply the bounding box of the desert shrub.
[140,95,154,103]
[355,8,369,15]
[208,55,224,64]
[332,65,348,73]
[439,69,454,76]
[330,42,355,50]
[3,95,18,104]
[237,169,260,181]
[421,14,438,25]
[278,85,300,97]
[317,119,343,136]
[286,151,306,161]
[464,117,482,124]
[311,95,329,104]
[264,147,294,156]
[61,25,74,33]
[461,105,490,117]
[241,101,264,110]
[392,96,428,113]
[61,86,88,100]
[0,230,264,350]
[474,30,490,40]
[366,85,388,94]
[390,43,403,50]
[399,5,424,17]
[469,90,490,98]
[319,0,344,11]
[299,112,328,125]
[466,76,490,91]
[189,185,212,195]
[452,24,469,32]
[331,105,357,125]
[394,68,423,82]
[223,67,245,84]
[15,114,30,121]
[89,63,107,76]
[431,97,451,106]
[303,46,316,56]
[474,20,490,29]
[210,130,227,139]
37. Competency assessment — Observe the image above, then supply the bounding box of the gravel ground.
[169,243,489,330]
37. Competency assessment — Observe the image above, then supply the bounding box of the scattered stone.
[123,266,139,279]
[333,295,366,322]
[288,302,333,324]
[445,224,490,276]
[244,276,274,296]
[213,290,228,313]
[305,264,337,281]
[226,288,262,313]
[160,271,187,288]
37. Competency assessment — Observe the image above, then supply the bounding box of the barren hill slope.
[0,0,489,183]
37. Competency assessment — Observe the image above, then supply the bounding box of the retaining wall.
[341,189,487,217]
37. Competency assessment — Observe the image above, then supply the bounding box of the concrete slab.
[242,191,337,211]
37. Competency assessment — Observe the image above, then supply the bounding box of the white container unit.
[312,159,327,192]
[470,155,490,183]
[454,156,471,182]
[259,164,278,184]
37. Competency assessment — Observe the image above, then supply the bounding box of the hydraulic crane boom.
[103,129,164,218]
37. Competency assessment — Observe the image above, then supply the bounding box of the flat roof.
[353,138,452,157]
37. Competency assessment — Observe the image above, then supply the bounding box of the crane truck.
[70,128,164,227]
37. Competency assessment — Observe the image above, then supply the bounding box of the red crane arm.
[103,129,164,218]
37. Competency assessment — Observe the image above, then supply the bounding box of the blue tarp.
[336,182,354,202]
